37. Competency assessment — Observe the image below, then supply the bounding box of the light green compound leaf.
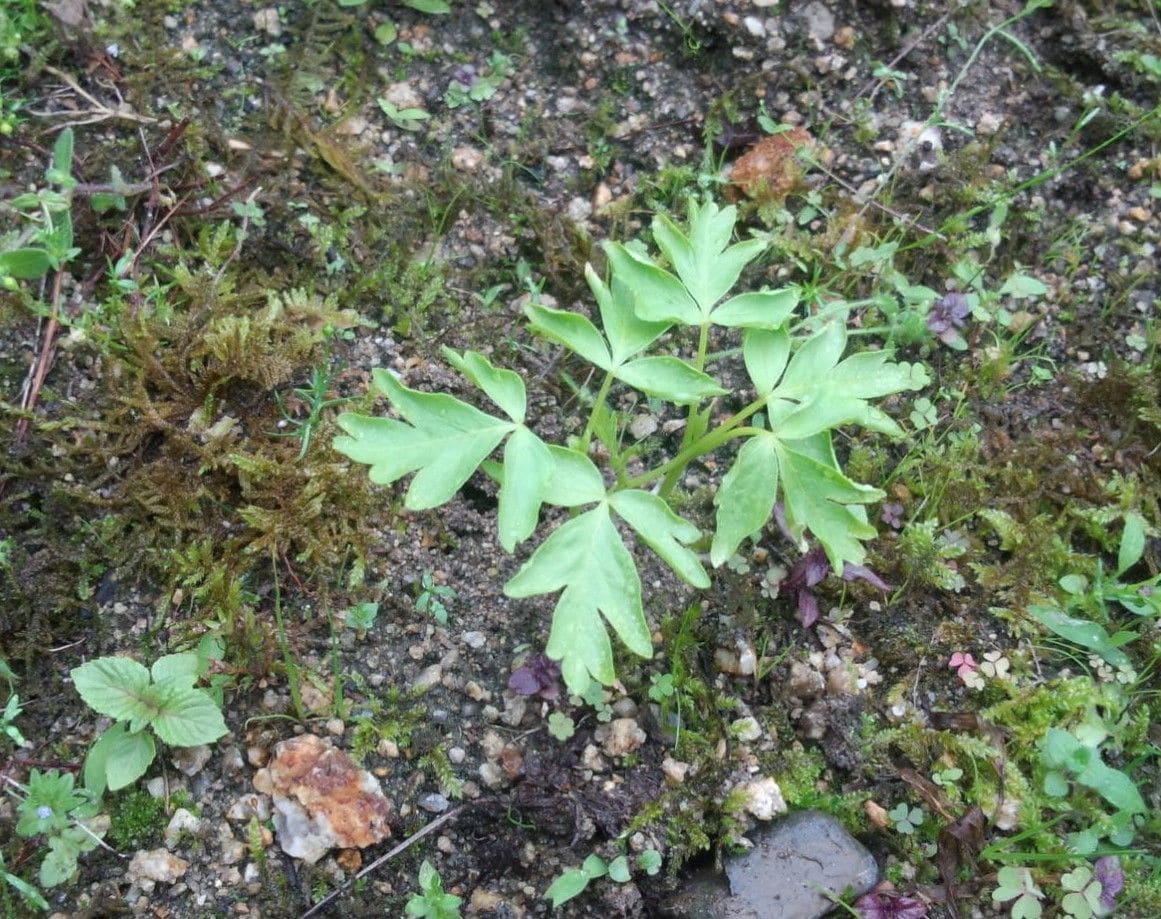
[711,434,779,567]
[334,370,513,509]
[150,652,201,691]
[615,356,727,403]
[546,868,591,908]
[743,328,791,395]
[149,687,228,747]
[777,437,880,571]
[604,241,699,326]
[586,264,670,365]
[498,427,555,551]
[711,288,797,330]
[610,490,709,588]
[505,506,652,693]
[545,446,606,506]
[72,657,152,723]
[442,347,527,422]
[1025,605,1133,668]
[524,301,612,370]
[1117,511,1147,576]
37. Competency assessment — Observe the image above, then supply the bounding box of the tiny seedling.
[0,850,48,912]
[1040,727,1146,817]
[888,803,925,835]
[1,691,27,748]
[72,651,228,797]
[272,364,351,460]
[547,711,575,741]
[378,97,431,131]
[416,572,456,625]
[345,601,379,637]
[544,850,661,909]
[405,860,462,918]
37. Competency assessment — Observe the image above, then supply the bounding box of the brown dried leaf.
[727,128,815,204]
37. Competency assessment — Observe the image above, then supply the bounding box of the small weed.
[415,572,456,625]
[406,860,462,918]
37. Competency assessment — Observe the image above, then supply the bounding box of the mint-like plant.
[335,198,928,692]
[71,651,228,797]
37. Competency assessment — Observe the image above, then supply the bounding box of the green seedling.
[0,849,49,913]
[345,601,379,637]
[9,768,105,888]
[272,365,351,460]
[72,651,228,797]
[993,866,1045,919]
[1,691,27,748]
[1,127,78,286]
[416,571,456,625]
[405,860,462,918]
[378,97,431,131]
[545,850,661,909]
[547,711,575,740]
[335,196,928,693]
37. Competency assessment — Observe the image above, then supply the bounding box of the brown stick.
[13,270,65,446]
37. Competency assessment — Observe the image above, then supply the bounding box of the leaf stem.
[579,369,616,454]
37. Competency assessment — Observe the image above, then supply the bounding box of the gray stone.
[798,2,835,43]
[664,810,877,918]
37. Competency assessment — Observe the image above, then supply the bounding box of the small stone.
[598,718,646,757]
[171,744,212,777]
[1128,206,1150,223]
[381,81,422,110]
[500,695,527,727]
[378,738,400,758]
[582,744,609,772]
[611,698,639,719]
[412,664,443,693]
[732,716,762,743]
[419,793,450,814]
[799,1,835,43]
[163,808,204,847]
[451,145,484,172]
[461,630,486,650]
[661,757,689,785]
[863,799,890,829]
[252,8,281,36]
[629,414,658,440]
[464,680,491,702]
[299,683,331,715]
[565,196,592,222]
[126,849,190,887]
[325,718,345,737]
[976,112,1004,135]
[742,16,765,37]
[592,182,613,211]
[478,761,505,789]
[786,660,825,699]
[826,666,856,695]
[219,825,246,865]
[226,794,271,823]
[740,777,787,820]
[833,25,855,49]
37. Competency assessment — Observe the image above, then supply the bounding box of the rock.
[171,744,212,777]
[254,734,393,865]
[629,414,658,440]
[126,848,190,888]
[598,717,646,757]
[461,630,486,650]
[252,7,281,36]
[163,808,204,847]
[451,145,484,172]
[661,757,690,785]
[732,716,762,743]
[666,811,877,918]
[478,761,505,789]
[726,128,815,205]
[419,793,450,814]
[226,793,270,823]
[218,824,246,865]
[786,661,825,699]
[799,1,835,44]
[382,81,423,111]
[412,663,443,693]
[739,777,786,820]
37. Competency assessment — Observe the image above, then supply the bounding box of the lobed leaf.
[604,241,699,325]
[711,434,780,567]
[524,301,612,369]
[497,427,555,551]
[441,348,527,422]
[334,370,513,509]
[610,489,709,588]
[545,446,606,506]
[505,505,652,692]
[585,264,670,364]
[616,356,727,404]
[711,288,797,330]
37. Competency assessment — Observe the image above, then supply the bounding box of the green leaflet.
[604,241,699,326]
[497,428,554,552]
[615,356,727,404]
[711,434,780,567]
[609,490,708,588]
[442,347,527,422]
[504,505,652,693]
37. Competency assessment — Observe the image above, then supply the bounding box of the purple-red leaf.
[853,890,928,919]
[507,653,562,700]
[842,562,890,592]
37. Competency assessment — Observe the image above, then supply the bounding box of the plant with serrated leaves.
[71,651,228,797]
[8,767,105,890]
[334,197,928,693]
[405,860,462,918]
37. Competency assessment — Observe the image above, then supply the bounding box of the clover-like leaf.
[334,369,514,509]
[711,434,779,567]
[610,489,709,588]
[505,505,652,693]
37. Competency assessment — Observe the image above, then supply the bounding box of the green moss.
[107,789,167,850]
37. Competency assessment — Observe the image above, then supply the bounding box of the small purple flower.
[450,64,476,89]
[880,502,905,530]
[926,292,970,348]
[1094,856,1124,912]
[507,653,562,701]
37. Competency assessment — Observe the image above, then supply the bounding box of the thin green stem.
[270,553,304,721]
[578,369,616,454]
[626,406,767,492]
